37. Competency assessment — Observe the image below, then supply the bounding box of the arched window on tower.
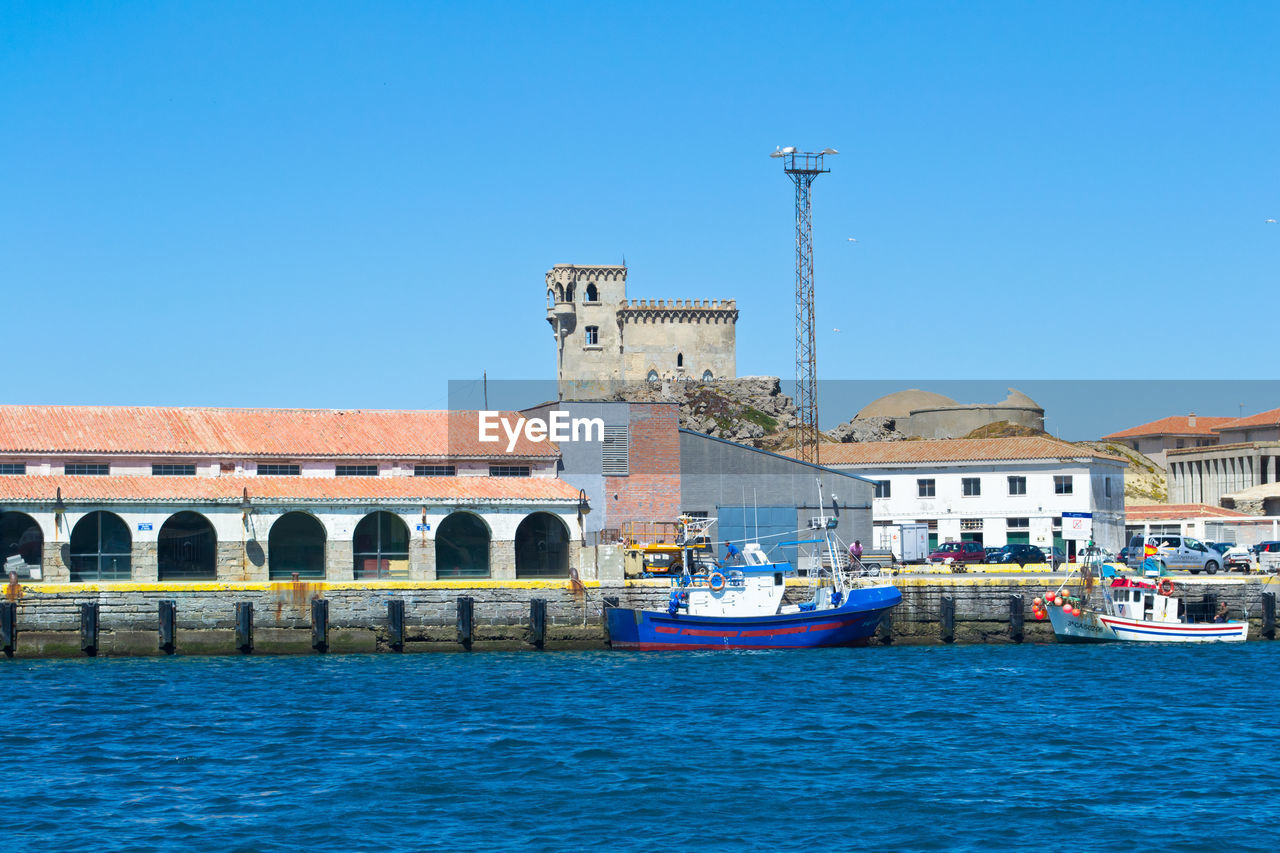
[676,353,684,368]
[555,284,564,302]
[585,283,598,302]
[702,370,713,382]
[647,370,659,385]
[565,283,575,302]
[547,289,554,307]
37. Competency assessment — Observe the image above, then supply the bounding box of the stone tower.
[545,264,738,399]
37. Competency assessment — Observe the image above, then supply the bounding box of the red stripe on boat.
[680,628,740,637]
[739,626,807,637]
[654,625,679,634]
[807,620,854,632]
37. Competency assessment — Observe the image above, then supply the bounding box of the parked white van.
[1126,534,1222,575]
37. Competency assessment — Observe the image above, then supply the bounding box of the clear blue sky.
[3,1,1277,437]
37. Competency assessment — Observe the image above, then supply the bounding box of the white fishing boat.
[1040,548,1248,643]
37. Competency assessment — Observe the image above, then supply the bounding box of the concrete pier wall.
[1,576,1274,657]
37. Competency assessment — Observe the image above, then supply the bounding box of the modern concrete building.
[1102,413,1232,469]
[0,406,583,583]
[545,264,737,399]
[810,436,1128,555]
[1164,407,1280,514]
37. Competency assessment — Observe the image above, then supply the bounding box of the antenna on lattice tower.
[771,145,838,464]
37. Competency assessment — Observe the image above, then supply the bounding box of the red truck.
[928,541,986,571]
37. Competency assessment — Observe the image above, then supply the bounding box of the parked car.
[1206,541,1235,555]
[928,541,987,566]
[1077,544,1116,564]
[989,544,1047,567]
[1047,547,1066,569]
[1126,534,1222,574]
[1222,544,1254,572]
[983,546,1005,563]
[1117,546,1130,564]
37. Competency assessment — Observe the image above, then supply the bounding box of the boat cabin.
[1108,580,1179,623]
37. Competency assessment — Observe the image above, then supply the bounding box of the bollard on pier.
[158,599,177,655]
[80,602,99,656]
[529,598,547,650]
[940,594,956,644]
[457,596,474,650]
[387,599,405,652]
[235,601,253,654]
[311,598,329,653]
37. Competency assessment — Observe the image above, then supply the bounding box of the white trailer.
[875,522,929,564]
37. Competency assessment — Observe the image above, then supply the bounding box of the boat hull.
[1048,607,1249,643]
[606,585,902,650]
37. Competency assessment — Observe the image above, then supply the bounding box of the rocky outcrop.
[611,376,796,447]
[827,416,908,443]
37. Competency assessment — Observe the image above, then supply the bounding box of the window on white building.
[585,326,599,346]
[490,465,531,477]
[960,518,983,531]
[1054,476,1073,495]
[962,477,981,496]
[152,464,196,476]
[336,465,379,476]
[415,465,456,477]
[0,463,25,475]
[1008,476,1026,495]
[874,480,891,498]
[1007,517,1029,529]
[918,479,935,497]
[1105,477,1112,498]
[66,463,109,475]
[258,463,301,476]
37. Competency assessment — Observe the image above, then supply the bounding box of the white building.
[815,437,1128,556]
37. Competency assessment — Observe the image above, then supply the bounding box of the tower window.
[702,370,713,382]
[585,326,599,346]
[585,283,599,302]
[647,370,659,384]
[565,284,575,301]
[677,352,684,368]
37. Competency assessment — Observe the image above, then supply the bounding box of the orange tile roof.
[1102,415,1234,439]
[1124,503,1252,520]
[0,406,558,458]
[0,475,580,505]
[809,436,1125,465]
[1213,407,1280,430]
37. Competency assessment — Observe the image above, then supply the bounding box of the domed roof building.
[850,388,1045,440]
[856,390,958,420]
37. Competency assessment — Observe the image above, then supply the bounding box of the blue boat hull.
[606,585,902,650]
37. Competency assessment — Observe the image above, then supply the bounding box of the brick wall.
[607,404,682,524]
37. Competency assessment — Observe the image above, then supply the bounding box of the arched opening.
[435,512,490,578]
[268,512,326,579]
[565,283,575,302]
[515,512,570,578]
[646,369,659,385]
[702,369,713,382]
[353,511,409,579]
[585,283,598,302]
[555,284,564,302]
[158,511,217,580]
[546,288,554,307]
[1,511,43,579]
[69,511,131,581]
[676,352,684,368]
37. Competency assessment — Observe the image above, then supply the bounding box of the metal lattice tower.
[772,147,836,464]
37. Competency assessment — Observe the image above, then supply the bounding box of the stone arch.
[566,283,575,302]
[646,369,660,385]
[546,288,554,307]
[585,282,598,302]
[515,512,570,578]
[555,284,564,302]
[158,511,217,580]
[353,511,410,579]
[69,511,132,581]
[268,511,326,579]
[435,511,490,578]
[702,369,713,382]
[0,511,43,578]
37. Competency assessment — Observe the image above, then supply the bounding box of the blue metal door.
[716,505,797,567]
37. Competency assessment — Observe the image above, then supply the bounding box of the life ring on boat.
[708,572,726,592]
[1157,579,1176,596]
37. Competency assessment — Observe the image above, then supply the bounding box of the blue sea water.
[4,644,1278,852]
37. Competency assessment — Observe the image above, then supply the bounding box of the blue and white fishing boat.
[606,484,901,650]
